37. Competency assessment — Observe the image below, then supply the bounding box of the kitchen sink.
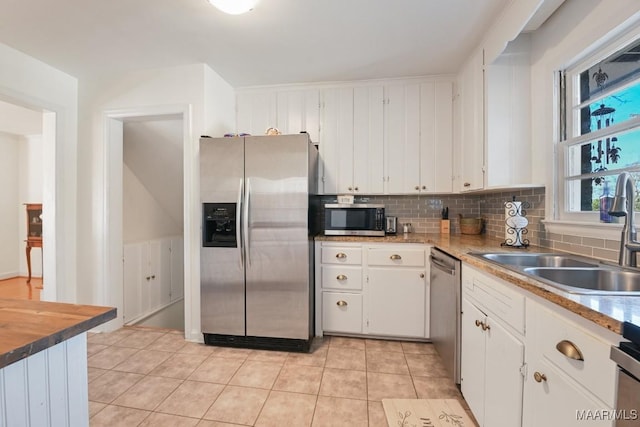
[473,252,600,268]
[523,267,640,295]
[469,252,640,295]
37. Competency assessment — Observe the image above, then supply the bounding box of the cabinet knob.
[533,372,547,383]
[415,185,420,190]
[354,187,359,191]
[422,185,427,190]
[475,319,482,328]
[481,322,491,331]
[390,254,402,260]
[146,276,151,281]
[151,275,156,280]
[420,273,425,278]
[336,274,348,281]
[336,253,347,259]
[336,300,348,307]
[464,182,471,187]
[348,187,353,191]
[556,340,584,361]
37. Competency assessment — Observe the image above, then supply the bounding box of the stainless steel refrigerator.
[200,133,318,352]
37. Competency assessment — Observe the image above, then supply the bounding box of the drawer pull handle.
[336,300,348,307]
[533,372,547,383]
[556,340,584,361]
[390,254,402,260]
[336,253,347,259]
[336,274,348,281]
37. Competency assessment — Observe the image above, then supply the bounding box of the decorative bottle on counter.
[599,181,614,223]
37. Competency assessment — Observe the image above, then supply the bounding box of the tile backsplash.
[319,187,622,262]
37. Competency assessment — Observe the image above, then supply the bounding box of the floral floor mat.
[382,399,475,427]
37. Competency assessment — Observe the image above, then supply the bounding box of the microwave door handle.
[243,178,251,266]
[237,178,244,267]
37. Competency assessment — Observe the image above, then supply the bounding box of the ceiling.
[0,0,512,88]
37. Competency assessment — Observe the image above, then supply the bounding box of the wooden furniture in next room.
[25,203,42,283]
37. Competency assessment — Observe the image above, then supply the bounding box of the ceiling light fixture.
[207,0,259,15]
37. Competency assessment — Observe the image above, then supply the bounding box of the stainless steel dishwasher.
[610,321,640,426]
[429,247,462,384]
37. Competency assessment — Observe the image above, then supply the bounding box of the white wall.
[122,164,181,243]
[0,42,78,303]
[0,132,20,279]
[77,63,235,339]
[529,0,640,223]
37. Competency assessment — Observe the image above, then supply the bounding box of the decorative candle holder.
[501,199,530,248]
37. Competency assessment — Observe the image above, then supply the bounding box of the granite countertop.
[0,298,116,369]
[316,233,640,335]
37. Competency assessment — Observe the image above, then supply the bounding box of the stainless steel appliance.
[385,216,397,234]
[610,322,640,426]
[429,247,462,384]
[200,134,318,352]
[324,203,385,236]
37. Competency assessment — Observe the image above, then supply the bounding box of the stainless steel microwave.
[324,204,385,236]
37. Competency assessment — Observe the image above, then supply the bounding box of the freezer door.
[244,134,311,339]
[200,137,245,336]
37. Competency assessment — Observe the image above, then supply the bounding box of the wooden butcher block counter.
[0,298,116,368]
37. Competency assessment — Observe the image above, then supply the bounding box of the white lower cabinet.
[462,262,620,427]
[461,289,524,427]
[315,242,430,339]
[368,266,426,337]
[123,236,184,324]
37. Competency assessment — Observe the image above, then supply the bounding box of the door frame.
[102,104,193,336]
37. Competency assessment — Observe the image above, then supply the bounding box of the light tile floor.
[88,326,477,426]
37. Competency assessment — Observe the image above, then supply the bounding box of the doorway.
[103,106,191,334]
[0,100,46,299]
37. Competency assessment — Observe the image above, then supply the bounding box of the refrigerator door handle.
[237,178,244,267]
[243,177,251,266]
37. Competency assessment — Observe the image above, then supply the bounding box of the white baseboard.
[0,271,20,280]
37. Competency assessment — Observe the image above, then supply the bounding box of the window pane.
[567,127,640,176]
[576,83,640,136]
[566,172,640,213]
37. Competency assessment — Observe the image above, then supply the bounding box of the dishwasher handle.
[430,255,456,275]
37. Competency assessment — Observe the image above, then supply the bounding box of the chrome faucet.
[608,172,640,267]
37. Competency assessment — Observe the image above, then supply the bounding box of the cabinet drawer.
[464,266,525,334]
[536,305,617,407]
[321,247,362,265]
[321,265,362,291]
[367,247,425,267]
[322,292,362,334]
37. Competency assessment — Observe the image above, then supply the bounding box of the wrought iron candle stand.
[501,199,530,248]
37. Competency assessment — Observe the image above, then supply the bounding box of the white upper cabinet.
[384,83,421,194]
[385,81,453,194]
[485,34,534,188]
[458,49,485,192]
[236,88,320,141]
[236,90,277,136]
[319,85,384,194]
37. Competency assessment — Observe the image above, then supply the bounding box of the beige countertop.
[316,233,640,335]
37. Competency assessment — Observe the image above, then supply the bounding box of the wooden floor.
[0,276,42,300]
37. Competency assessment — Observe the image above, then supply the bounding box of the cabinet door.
[367,267,425,337]
[459,49,485,191]
[484,316,524,427]
[320,87,354,194]
[353,85,384,194]
[276,89,320,142]
[170,237,184,301]
[461,298,486,425]
[525,359,614,427]
[236,91,277,135]
[146,240,162,313]
[159,238,172,307]
[123,243,143,323]
[384,83,421,194]
[420,81,453,193]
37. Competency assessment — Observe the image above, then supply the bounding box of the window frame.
[557,26,640,224]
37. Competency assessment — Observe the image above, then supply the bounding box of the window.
[560,35,640,220]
